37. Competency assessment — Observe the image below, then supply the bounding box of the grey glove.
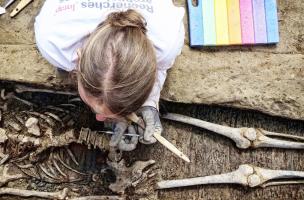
[106,120,138,152]
[137,106,163,144]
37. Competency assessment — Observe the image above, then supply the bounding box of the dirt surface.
[0,0,303,120]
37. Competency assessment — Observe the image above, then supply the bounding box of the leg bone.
[162,113,304,149]
[157,164,304,189]
[0,187,69,199]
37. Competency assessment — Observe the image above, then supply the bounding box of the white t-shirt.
[35,0,185,109]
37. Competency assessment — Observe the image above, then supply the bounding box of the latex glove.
[137,106,163,144]
[106,120,138,152]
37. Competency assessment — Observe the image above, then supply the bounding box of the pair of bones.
[157,113,304,189]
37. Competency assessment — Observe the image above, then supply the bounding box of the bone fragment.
[0,89,6,100]
[0,187,69,199]
[53,151,86,176]
[25,117,41,136]
[27,111,56,127]
[52,158,68,178]
[0,164,26,187]
[70,196,125,200]
[8,121,22,132]
[68,97,82,103]
[39,163,60,180]
[0,103,7,111]
[11,95,34,107]
[0,154,9,165]
[33,129,77,159]
[46,105,69,113]
[157,164,304,189]
[15,84,77,96]
[1,89,34,106]
[162,113,304,149]
[44,112,64,126]
[9,134,41,146]
[0,128,8,143]
[65,147,79,166]
[108,159,155,194]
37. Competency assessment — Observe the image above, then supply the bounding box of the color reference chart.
[187,0,279,47]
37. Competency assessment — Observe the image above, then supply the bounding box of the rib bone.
[15,84,77,96]
[157,164,304,189]
[162,113,304,149]
[0,187,69,199]
[1,89,34,107]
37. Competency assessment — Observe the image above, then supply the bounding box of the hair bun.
[106,9,147,34]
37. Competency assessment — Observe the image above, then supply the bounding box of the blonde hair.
[78,9,156,116]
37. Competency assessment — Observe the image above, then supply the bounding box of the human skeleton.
[0,85,303,199]
[0,87,156,199]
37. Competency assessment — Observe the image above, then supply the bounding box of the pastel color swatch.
[187,0,279,47]
[253,0,267,43]
[227,0,242,44]
[215,0,229,45]
[202,0,216,45]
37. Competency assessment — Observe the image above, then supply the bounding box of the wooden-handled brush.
[127,113,190,163]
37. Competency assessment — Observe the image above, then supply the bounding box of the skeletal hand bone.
[157,164,304,189]
[107,159,156,194]
[0,187,69,199]
[0,164,26,187]
[162,113,304,149]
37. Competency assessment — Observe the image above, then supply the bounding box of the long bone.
[15,84,78,96]
[162,113,304,149]
[157,164,304,189]
[70,196,125,200]
[0,187,69,199]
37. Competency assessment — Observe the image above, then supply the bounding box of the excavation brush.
[127,113,190,163]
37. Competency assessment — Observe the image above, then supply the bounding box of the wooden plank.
[252,0,267,43]
[227,0,242,44]
[265,0,279,43]
[240,0,255,44]
[214,0,229,45]
[202,0,216,45]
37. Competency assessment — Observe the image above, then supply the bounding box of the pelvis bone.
[162,113,304,149]
[157,164,304,189]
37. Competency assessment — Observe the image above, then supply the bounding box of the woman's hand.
[105,106,162,151]
[137,106,163,144]
[107,119,138,151]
